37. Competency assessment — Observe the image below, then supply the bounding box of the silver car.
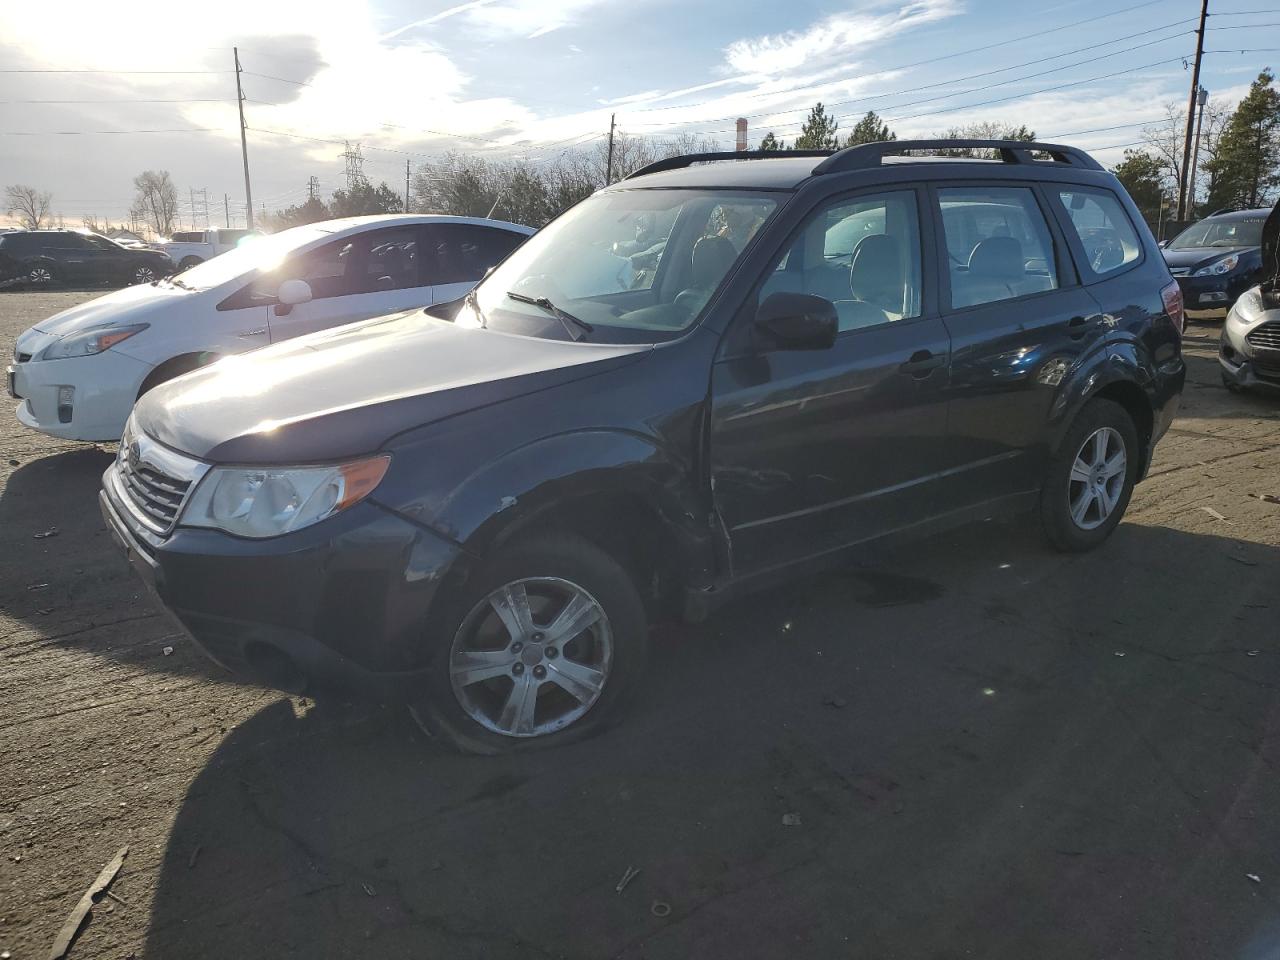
[1220,202,1280,395]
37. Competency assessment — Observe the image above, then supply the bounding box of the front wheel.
[1040,399,1139,552]
[131,264,158,285]
[27,264,54,287]
[409,535,649,754]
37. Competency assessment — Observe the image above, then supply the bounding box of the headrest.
[968,236,1024,280]
[692,235,738,287]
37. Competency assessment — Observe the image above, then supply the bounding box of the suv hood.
[1162,246,1255,271]
[1262,200,1280,293]
[31,281,186,338]
[135,311,651,463]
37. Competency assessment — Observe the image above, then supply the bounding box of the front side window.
[1057,188,1142,276]
[761,190,923,331]
[237,227,422,304]
[462,189,779,343]
[939,187,1060,308]
[1168,217,1264,250]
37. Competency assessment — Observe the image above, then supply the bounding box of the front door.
[710,187,953,575]
[931,183,1109,503]
[264,226,433,342]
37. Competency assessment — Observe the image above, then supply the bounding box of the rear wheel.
[27,264,54,287]
[409,535,649,754]
[1040,399,1139,552]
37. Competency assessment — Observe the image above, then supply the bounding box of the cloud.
[380,0,500,40]
[383,0,614,41]
[723,0,961,75]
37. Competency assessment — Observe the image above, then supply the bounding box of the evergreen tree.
[1111,149,1169,225]
[329,180,405,217]
[1203,68,1280,210]
[793,102,841,150]
[759,132,784,151]
[845,111,896,146]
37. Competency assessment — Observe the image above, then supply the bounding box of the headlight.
[1193,254,1240,276]
[1228,287,1263,327]
[38,323,148,360]
[180,455,390,538]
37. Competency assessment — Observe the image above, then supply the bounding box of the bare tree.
[130,170,179,237]
[1142,98,1231,207]
[4,184,52,229]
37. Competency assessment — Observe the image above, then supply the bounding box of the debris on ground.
[1248,650,1260,657]
[782,813,802,826]
[1229,555,1258,566]
[1200,506,1228,522]
[1247,873,1262,884]
[1114,651,1126,658]
[1250,493,1280,504]
[48,844,128,960]
[615,865,641,894]
[361,882,377,897]
[162,646,174,656]
[33,527,58,540]
[823,696,848,709]
[25,582,48,591]
[187,845,201,869]
[650,900,672,918]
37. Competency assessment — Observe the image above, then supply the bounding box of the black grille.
[1247,322,1280,351]
[14,350,30,363]
[119,454,190,530]
[1254,356,1280,382]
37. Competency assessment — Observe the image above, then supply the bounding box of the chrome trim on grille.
[1247,321,1280,352]
[109,426,208,535]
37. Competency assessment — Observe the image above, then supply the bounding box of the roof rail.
[625,150,835,180]
[812,139,1104,175]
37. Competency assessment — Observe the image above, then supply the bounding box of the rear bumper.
[1174,274,1252,320]
[100,478,465,700]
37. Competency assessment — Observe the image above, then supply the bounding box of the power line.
[0,68,229,74]
[0,127,221,135]
[0,98,231,104]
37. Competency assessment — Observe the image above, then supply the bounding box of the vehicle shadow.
[140,521,1280,960]
[1180,324,1280,421]
[0,447,216,681]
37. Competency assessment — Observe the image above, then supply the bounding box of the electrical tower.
[307,176,320,202]
[340,142,366,190]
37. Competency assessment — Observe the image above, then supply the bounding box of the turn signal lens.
[1161,280,1184,335]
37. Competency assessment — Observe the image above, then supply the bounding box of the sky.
[2,0,1279,229]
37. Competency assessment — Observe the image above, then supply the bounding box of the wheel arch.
[136,351,221,399]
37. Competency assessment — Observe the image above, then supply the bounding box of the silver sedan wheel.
[1067,426,1127,530]
[133,265,156,284]
[449,577,613,738]
[28,266,52,285]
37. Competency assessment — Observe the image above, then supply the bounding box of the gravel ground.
[1,289,1279,960]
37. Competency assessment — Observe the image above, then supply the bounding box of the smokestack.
[736,118,748,152]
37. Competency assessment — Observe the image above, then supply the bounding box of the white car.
[152,227,259,270]
[8,214,534,442]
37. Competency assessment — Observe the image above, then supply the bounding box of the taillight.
[1161,280,1185,335]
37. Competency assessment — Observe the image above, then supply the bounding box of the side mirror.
[274,278,313,316]
[1158,239,1170,248]
[753,292,837,352]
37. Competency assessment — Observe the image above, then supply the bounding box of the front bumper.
[100,473,466,699]
[1174,274,1253,320]
[1220,306,1280,393]
[9,349,152,442]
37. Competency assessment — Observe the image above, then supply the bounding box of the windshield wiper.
[506,291,594,341]
[464,288,487,328]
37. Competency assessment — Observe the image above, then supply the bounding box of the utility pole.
[1177,0,1209,221]
[1188,86,1209,217]
[224,193,230,227]
[307,176,319,203]
[234,47,254,231]
[405,159,411,213]
[189,188,197,230]
[605,113,616,186]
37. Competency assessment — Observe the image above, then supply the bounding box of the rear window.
[1057,188,1142,277]
[0,234,35,254]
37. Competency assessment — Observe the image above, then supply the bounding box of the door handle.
[899,349,945,378]
[1067,315,1092,340]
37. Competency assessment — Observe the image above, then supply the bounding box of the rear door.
[261,225,432,341]
[710,186,953,574]
[421,224,528,305]
[931,182,1107,503]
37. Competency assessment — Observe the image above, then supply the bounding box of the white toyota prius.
[7,214,533,442]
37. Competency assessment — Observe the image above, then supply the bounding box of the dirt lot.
[1,290,1279,959]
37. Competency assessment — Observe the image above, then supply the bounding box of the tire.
[27,264,54,287]
[131,264,158,285]
[409,534,650,754]
[1039,399,1139,553]
[178,256,203,271]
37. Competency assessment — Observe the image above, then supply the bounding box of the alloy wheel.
[449,577,613,738]
[1067,426,1127,531]
[28,266,52,285]
[133,266,156,284]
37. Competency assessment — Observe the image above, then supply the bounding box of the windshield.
[1169,217,1264,250]
[172,226,330,291]
[462,188,779,343]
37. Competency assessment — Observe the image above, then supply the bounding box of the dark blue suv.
[1163,208,1269,320]
[101,139,1186,752]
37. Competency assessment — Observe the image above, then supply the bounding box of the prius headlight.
[182,455,390,538]
[38,323,149,360]
[1193,254,1240,276]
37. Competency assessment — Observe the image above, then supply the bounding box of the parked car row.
[0,229,175,289]
[9,139,1180,754]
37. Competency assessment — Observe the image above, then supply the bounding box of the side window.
[938,187,1059,309]
[356,229,420,293]
[761,190,923,332]
[234,228,422,305]
[424,225,526,285]
[1056,188,1142,277]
